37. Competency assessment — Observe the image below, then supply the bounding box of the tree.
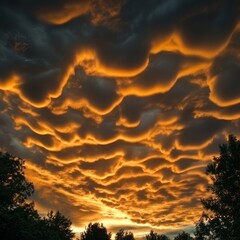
[195,135,240,240]
[0,202,41,240]
[0,152,34,208]
[0,152,38,240]
[0,151,75,240]
[174,231,193,240]
[115,229,135,240]
[40,211,75,240]
[81,222,111,240]
[146,230,170,240]
[194,216,209,240]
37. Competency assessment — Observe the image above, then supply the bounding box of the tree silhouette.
[80,222,111,240]
[42,211,75,240]
[0,152,75,240]
[0,202,41,240]
[145,230,170,240]
[115,229,135,240]
[195,135,240,240]
[174,231,193,240]
[0,152,38,240]
[0,152,34,208]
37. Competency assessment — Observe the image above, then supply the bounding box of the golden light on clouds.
[0,74,21,92]
[1,0,240,238]
[37,0,90,24]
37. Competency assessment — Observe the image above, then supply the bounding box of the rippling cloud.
[1,0,240,237]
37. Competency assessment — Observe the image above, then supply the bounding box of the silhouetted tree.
[42,211,75,240]
[146,230,170,240]
[0,203,41,240]
[81,222,111,240]
[158,235,170,240]
[115,229,135,240]
[195,135,240,240]
[0,152,38,240]
[0,152,75,240]
[0,152,34,208]
[174,231,193,240]
[194,216,208,240]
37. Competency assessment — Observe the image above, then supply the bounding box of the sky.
[0,0,240,238]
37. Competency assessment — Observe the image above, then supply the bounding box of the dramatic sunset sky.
[1,0,240,238]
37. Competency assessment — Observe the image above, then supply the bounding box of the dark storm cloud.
[0,97,46,163]
[55,66,121,113]
[1,0,240,236]
[178,117,227,147]
[0,108,17,152]
[79,157,119,177]
[1,0,239,106]
[178,0,238,50]
[174,158,200,172]
[125,51,207,95]
[1,2,89,106]
[142,157,170,171]
[210,50,240,106]
[119,95,146,125]
[122,0,239,54]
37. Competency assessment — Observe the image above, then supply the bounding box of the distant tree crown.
[195,135,240,240]
[0,152,75,240]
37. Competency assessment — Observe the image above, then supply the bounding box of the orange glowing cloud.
[208,76,240,107]
[151,31,234,59]
[73,49,149,78]
[0,74,21,92]
[118,53,210,98]
[1,0,240,237]
[37,1,90,24]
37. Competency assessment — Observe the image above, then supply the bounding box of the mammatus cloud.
[1,0,240,237]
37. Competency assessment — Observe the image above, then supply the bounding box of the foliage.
[0,152,75,240]
[0,152,34,208]
[115,228,135,240]
[194,135,240,240]
[146,230,170,240]
[81,222,111,240]
[41,211,75,240]
[0,203,40,240]
[174,231,193,240]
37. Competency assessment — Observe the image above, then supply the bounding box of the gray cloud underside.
[1,0,240,235]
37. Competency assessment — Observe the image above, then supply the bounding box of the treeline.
[78,222,193,240]
[0,152,74,240]
[0,135,239,240]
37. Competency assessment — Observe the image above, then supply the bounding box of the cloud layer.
[1,0,240,236]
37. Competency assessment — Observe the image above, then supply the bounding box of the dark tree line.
[1,134,240,239]
[194,135,240,240]
[0,152,75,240]
[79,224,193,240]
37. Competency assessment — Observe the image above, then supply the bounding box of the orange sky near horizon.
[1,0,240,238]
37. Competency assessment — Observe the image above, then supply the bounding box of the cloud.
[209,48,240,106]
[37,0,90,25]
[119,51,209,97]
[1,0,240,237]
[177,117,227,149]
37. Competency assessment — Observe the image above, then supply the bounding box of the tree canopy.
[42,211,75,240]
[146,230,170,240]
[195,134,240,240]
[0,152,34,208]
[80,222,111,240]
[174,231,193,240]
[0,152,75,240]
[115,229,135,240]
